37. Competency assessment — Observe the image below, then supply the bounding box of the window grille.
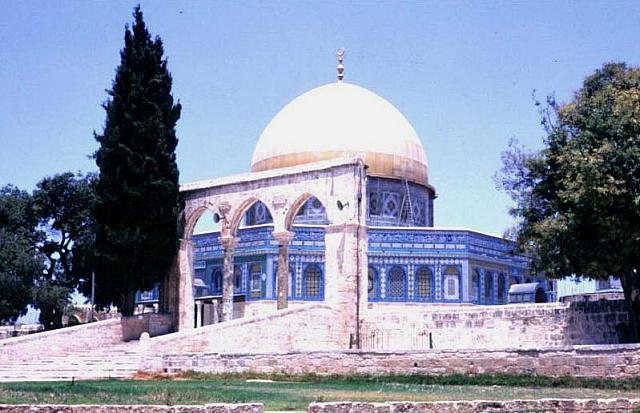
[415,267,432,299]
[382,192,400,217]
[304,265,322,298]
[387,266,406,299]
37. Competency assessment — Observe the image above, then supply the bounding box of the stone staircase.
[0,340,142,382]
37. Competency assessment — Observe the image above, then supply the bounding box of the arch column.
[273,230,294,310]
[221,235,236,321]
[177,238,195,330]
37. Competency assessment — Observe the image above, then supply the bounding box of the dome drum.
[251,150,429,188]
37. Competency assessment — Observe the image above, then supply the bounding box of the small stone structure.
[158,343,640,379]
[2,400,640,413]
[309,400,640,413]
[361,300,630,350]
[0,404,263,413]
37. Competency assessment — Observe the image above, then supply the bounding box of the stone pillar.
[195,301,203,328]
[273,231,294,310]
[160,252,180,331]
[177,238,195,331]
[221,235,236,322]
[324,222,368,348]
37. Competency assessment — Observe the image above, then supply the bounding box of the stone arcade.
[154,52,550,348]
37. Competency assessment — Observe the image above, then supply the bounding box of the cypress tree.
[94,6,182,315]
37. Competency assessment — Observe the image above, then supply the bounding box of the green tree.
[0,186,42,324]
[497,62,640,340]
[93,6,182,315]
[31,172,97,329]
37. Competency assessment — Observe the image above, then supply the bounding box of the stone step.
[0,343,143,382]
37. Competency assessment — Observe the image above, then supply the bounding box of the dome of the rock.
[250,81,429,187]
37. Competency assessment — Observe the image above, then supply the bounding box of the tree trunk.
[120,290,136,316]
[620,270,640,343]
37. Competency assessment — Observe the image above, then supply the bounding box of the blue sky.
[1,1,639,236]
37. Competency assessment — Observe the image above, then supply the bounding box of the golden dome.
[251,82,429,187]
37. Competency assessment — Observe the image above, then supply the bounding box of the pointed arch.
[184,204,217,241]
[228,197,275,236]
[285,192,329,229]
[240,200,274,228]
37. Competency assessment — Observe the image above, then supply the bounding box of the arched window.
[471,269,481,303]
[243,201,273,227]
[443,266,460,300]
[387,266,406,300]
[415,266,432,301]
[293,196,328,225]
[234,265,243,292]
[497,273,506,303]
[484,271,493,304]
[368,266,380,300]
[303,264,323,299]
[212,268,223,295]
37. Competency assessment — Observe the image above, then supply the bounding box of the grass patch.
[1,374,639,410]
[176,371,640,391]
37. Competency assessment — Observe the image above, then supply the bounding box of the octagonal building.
[144,55,550,346]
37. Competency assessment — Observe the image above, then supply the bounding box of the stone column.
[221,235,236,322]
[160,252,180,331]
[273,231,294,310]
[324,222,368,348]
[177,238,195,331]
[195,302,203,328]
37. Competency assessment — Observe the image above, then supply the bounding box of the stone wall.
[309,400,640,413]
[361,300,630,350]
[121,313,174,341]
[0,325,43,340]
[3,401,640,413]
[0,404,262,413]
[143,304,342,371]
[157,344,640,379]
[0,318,123,363]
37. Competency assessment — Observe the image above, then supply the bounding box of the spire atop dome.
[336,48,345,82]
